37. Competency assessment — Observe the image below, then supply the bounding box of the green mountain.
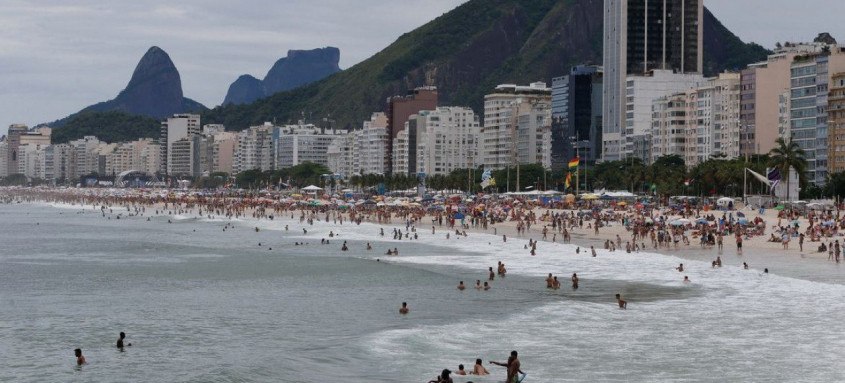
[201,0,770,130]
[51,111,160,144]
[53,0,770,141]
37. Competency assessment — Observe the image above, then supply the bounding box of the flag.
[565,172,572,189]
[767,167,781,189]
[480,169,494,189]
[568,156,580,170]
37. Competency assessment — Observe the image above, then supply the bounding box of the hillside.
[223,47,341,105]
[45,46,206,129]
[201,0,770,130]
[51,111,160,144]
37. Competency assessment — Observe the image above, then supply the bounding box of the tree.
[768,137,807,201]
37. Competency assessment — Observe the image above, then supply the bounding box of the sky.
[1,0,843,135]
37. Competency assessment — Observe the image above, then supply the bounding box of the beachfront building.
[650,72,740,166]
[102,138,161,176]
[788,45,845,184]
[828,73,845,173]
[551,65,603,171]
[413,106,480,176]
[481,82,552,170]
[400,106,480,176]
[235,123,274,174]
[5,125,51,176]
[206,131,237,175]
[43,144,72,182]
[273,123,343,169]
[0,141,7,178]
[68,136,103,179]
[602,0,703,162]
[739,45,821,157]
[160,114,200,175]
[326,112,389,179]
[17,143,47,180]
[623,70,704,162]
[385,87,438,173]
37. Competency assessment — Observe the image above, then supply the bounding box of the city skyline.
[1,0,844,133]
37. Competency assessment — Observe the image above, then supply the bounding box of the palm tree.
[768,137,807,201]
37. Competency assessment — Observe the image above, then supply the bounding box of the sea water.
[1,203,844,382]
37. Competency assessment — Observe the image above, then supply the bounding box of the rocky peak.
[223,47,341,105]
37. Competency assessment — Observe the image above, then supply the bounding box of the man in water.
[571,273,579,289]
[683,276,691,284]
[616,294,627,309]
[591,246,597,257]
[458,281,466,291]
[399,302,409,314]
[491,350,523,383]
[475,280,482,290]
[483,282,491,290]
[456,364,467,375]
[116,332,131,349]
[75,348,86,365]
[545,273,554,288]
[489,267,495,281]
[676,263,684,272]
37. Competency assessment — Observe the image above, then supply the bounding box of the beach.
[2,188,845,381]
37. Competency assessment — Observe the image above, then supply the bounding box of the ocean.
[1,202,844,382]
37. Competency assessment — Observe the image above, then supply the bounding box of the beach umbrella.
[774,205,785,211]
[454,212,465,219]
[669,220,686,226]
[738,218,749,225]
[696,218,708,224]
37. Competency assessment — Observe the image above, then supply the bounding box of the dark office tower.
[551,66,603,172]
[602,0,702,161]
[385,87,438,174]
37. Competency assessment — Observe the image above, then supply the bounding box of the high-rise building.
[400,107,480,176]
[274,124,343,169]
[624,70,703,162]
[739,46,823,157]
[650,72,740,166]
[481,83,552,171]
[235,123,274,174]
[551,65,603,170]
[602,0,703,161]
[385,87,438,172]
[788,46,845,184]
[0,141,8,178]
[828,72,845,174]
[160,114,200,175]
[68,136,102,179]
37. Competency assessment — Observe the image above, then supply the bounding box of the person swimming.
[399,302,409,314]
[683,276,691,284]
[456,364,467,375]
[546,273,554,288]
[116,331,131,348]
[475,280,482,289]
[676,263,684,272]
[483,282,491,290]
[74,348,86,365]
[457,281,465,290]
[571,273,579,289]
[472,358,489,375]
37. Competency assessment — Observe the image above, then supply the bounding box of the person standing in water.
[571,273,579,289]
[116,332,131,349]
[457,281,466,290]
[490,350,524,383]
[616,294,627,309]
[399,302,409,314]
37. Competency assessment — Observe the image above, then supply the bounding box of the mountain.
[202,0,770,131]
[46,46,206,128]
[223,47,341,105]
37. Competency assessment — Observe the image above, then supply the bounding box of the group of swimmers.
[74,332,130,366]
[429,351,523,383]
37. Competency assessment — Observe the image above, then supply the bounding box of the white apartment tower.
[481,83,552,170]
[602,0,703,161]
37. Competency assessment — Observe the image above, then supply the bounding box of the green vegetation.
[234,162,331,189]
[51,111,160,144]
[768,137,808,201]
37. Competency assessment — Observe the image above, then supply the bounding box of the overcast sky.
[1,0,843,135]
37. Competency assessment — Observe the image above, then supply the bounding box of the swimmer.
[399,302,409,314]
[458,281,466,290]
[456,364,467,375]
[116,332,131,348]
[75,348,86,365]
[386,249,393,255]
[472,358,489,375]
[676,263,684,272]
[490,351,523,383]
[764,268,769,274]
[341,241,348,251]
[683,276,691,284]
[616,293,627,309]
[393,248,399,255]
[546,273,554,288]
[591,246,597,257]
[475,280,482,289]
[552,276,560,289]
[571,273,579,289]
[366,243,372,250]
[743,262,749,270]
[483,281,491,290]
[489,267,495,281]
[576,247,580,254]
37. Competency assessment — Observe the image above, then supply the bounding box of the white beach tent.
[302,185,323,191]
